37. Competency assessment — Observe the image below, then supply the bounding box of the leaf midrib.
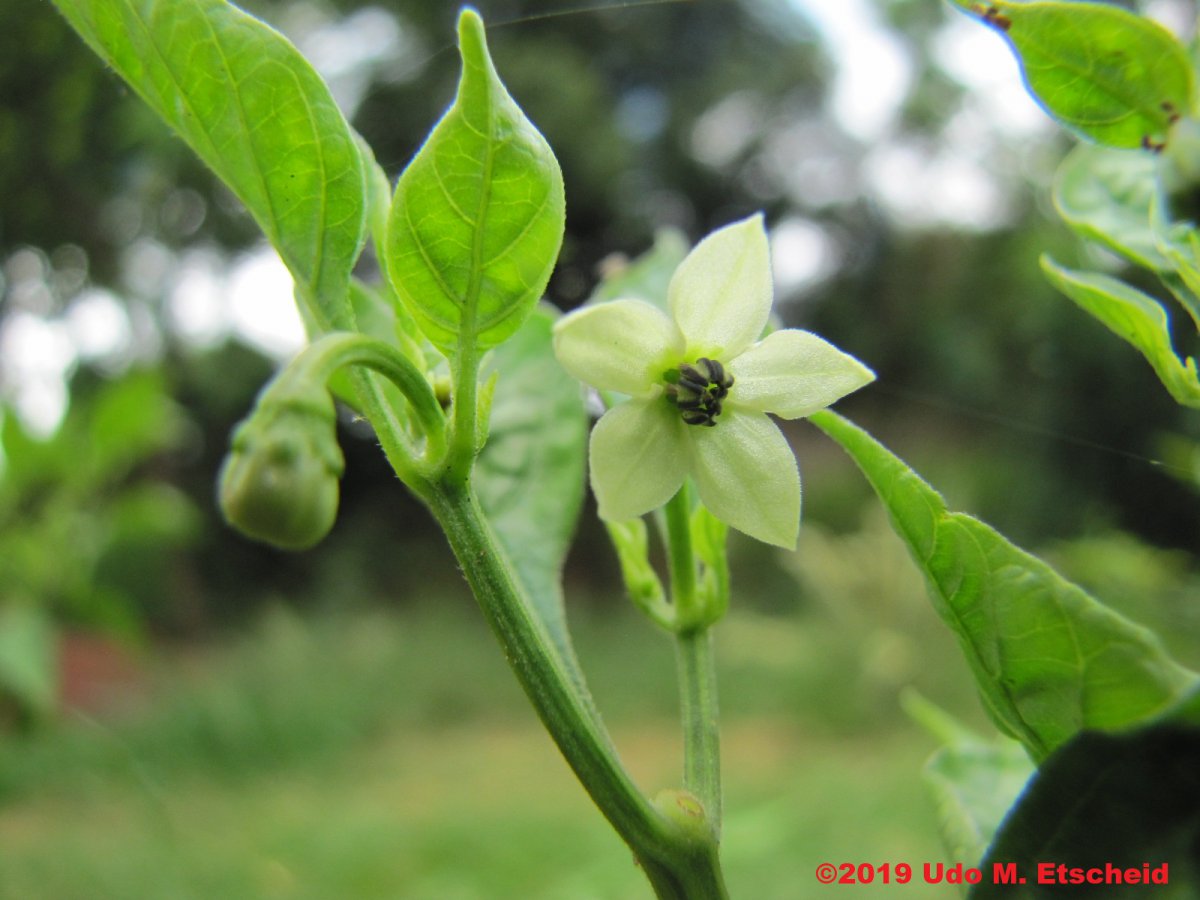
[127,0,330,309]
[462,80,497,347]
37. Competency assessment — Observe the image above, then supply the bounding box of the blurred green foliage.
[0,599,956,899]
[2,0,1198,740]
[0,371,200,723]
[1,505,1196,894]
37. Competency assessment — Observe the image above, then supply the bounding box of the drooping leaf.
[1053,144,1167,270]
[948,0,1194,149]
[971,689,1200,899]
[475,307,590,697]
[904,692,1035,865]
[810,410,1198,762]
[927,739,1034,867]
[1152,204,1200,331]
[52,0,367,329]
[385,10,565,358]
[1041,255,1200,408]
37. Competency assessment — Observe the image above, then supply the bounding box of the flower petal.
[553,299,683,396]
[729,329,875,419]
[668,214,772,359]
[691,409,800,549]
[590,398,688,522]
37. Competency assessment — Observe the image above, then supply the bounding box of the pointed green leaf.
[811,410,1198,762]
[385,10,565,357]
[52,0,367,329]
[475,307,589,696]
[1041,255,1200,408]
[1053,144,1167,270]
[357,131,393,263]
[1151,203,1200,331]
[949,0,1194,149]
[971,693,1200,899]
[926,739,1033,866]
[605,519,670,627]
[904,693,1035,865]
[588,229,690,309]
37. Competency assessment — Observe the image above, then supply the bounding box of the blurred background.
[3,0,1200,896]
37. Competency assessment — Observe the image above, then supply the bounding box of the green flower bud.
[218,390,345,550]
[651,788,715,845]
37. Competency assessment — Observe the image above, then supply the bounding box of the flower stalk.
[675,626,722,835]
[425,478,729,899]
[662,484,724,834]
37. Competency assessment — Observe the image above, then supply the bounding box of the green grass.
[0,719,951,899]
[0,589,975,899]
[3,484,1193,896]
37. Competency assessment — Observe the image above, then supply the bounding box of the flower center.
[664,357,734,427]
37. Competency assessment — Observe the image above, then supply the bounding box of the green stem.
[445,336,481,487]
[275,332,446,466]
[426,481,728,899]
[350,369,431,492]
[664,484,697,617]
[675,627,722,834]
[662,482,725,836]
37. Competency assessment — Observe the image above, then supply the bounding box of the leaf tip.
[457,7,488,60]
[1038,253,1064,279]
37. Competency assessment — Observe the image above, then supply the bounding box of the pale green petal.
[553,299,683,396]
[729,329,875,419]
[590,398,688,521]
[691,410,799,549]
[668,215,772,359]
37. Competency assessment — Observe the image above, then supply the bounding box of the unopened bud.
[218,391,344,550]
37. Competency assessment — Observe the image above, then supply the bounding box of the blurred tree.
[2,0,1197,650]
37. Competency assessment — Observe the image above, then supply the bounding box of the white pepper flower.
[553,215,874,548]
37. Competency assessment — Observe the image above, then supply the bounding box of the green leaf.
[357,132,392,260]
[0,605,58,721]
[385,10,565,357]
[605,519,670,627]
[927,739,1033,866]
[1053,143,1167,270]
[904,692,1035,865]
[949,0,1194,149]
[1151,203,1200,331]
[810,410,1198,762]
[588,229,690,309]
[475,307,589,695]
[1041,255,1200,408]
[51,0,367,329]
[971,695,1200,899]
[87,370,186,481]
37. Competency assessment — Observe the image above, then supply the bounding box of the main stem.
[426,480,728,899]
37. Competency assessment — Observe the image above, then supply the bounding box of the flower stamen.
[665,357,734,427]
